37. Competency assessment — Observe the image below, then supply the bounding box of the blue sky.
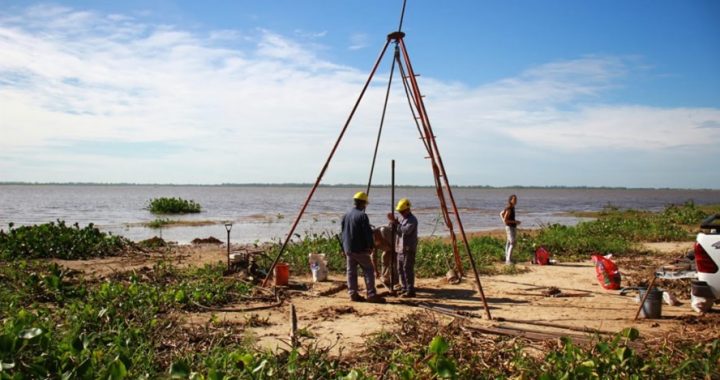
[1,1,718,188]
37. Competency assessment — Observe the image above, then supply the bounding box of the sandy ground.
[51,239,712,354]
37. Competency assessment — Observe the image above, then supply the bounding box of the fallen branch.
[415,302,483,320]
[191,288,284,312]
[463,324,594,345]
[494,317,615,336]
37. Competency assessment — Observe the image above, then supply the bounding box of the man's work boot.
[350,293,366,302]
[366,294,387,304]
[399,291,416,298]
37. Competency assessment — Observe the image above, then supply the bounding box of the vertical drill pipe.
[262,39,392,286]
[391,159,397,290]
[366,49,397,195]
[396,36,492,319]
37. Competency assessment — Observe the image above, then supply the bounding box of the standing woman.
[501,194,521,264]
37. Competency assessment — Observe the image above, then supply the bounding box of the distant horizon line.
[0,181,717,191]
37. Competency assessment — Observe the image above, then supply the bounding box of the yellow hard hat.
[396,198,411,212]
[353,191,369,203]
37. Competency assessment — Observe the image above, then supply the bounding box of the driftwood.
[495,317,615,336]
[191,287,284,312]
[463,324,595,345]
[418,302,613,338]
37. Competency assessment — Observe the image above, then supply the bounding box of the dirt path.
[187,262,697,354]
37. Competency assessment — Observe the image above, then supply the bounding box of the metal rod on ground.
[261,39,392,287]
[391,159,397,293]
[634,274,658,320]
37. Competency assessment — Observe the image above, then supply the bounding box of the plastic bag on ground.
[308,253,328,282]
[534,246,551,265]
[591,254,621,290]
[691,294,713,313]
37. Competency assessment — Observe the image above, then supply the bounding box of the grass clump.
[147,197,201,214]
[0,220,128,260]
[146,218,174,228]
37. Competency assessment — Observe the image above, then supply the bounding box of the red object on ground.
[274,263,290,286]
[534,247,551,265]
[591,254,621,290]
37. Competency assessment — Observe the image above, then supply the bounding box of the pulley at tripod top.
[387,31,406,41]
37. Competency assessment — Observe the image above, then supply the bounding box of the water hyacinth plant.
[0,220,128,260]
[147,197,202,214]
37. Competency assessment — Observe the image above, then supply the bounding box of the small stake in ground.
[290,304,298,348]
[225,222,233,271]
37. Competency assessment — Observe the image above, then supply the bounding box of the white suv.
[695,214,720,299]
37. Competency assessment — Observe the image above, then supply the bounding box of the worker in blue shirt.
[341,191,385,303]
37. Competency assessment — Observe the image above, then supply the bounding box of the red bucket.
[274,263,289,286]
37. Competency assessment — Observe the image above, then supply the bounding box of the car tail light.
[695,242,719,273]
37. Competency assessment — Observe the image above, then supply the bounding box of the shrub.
[147,197,201,214]
[0,220,127,260]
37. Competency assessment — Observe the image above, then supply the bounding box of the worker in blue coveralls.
[388,198,419,298]
[341,191,386,303]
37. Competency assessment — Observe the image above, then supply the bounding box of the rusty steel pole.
[262,39,392,287]
[392,32,492,320]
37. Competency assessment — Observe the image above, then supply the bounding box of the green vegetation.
[0,260,251,379]
[2,259,717,379]
[260,202,720,276]
[147,218,173,228]
[147,197,201,214]
[355,315,720,379]
[2,202,719,378]
[261,232,346,275]
[0,220,128,260]
[520,201,718,260]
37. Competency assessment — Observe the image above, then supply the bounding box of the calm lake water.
[0,185,718,244]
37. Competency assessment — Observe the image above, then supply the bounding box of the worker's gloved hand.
[387,213,398,223]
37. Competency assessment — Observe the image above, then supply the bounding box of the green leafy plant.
[0,220,128,260]
[427,336,457,379]
[147,197,201,214]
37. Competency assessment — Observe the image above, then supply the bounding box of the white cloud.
[348,33,369,50]
[0,5,718,187]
